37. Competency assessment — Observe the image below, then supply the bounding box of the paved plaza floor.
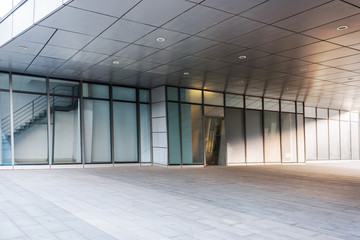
[0,162,360,239]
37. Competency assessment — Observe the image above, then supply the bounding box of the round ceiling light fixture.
[336,25,348,31]
[112,60,120,65]
[18,46,28,50]
[156,37,165,42]
[238,55,247,60]
[300,68,308,72]
[183,72,190,76]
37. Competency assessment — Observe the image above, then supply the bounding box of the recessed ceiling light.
[183,72,189,76]
[238,55,247,60]
[112,60,120,65]
[300,68,308,72]
[18,46,27,50]
[156,37,165,42]
[336,25,348,31]
[204,87,207,90]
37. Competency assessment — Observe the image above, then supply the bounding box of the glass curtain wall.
[351,112,359,160]
[281,101,297,163]
[329,110,340,160]
[305,107,317,160]
[139,89,151,163]
[12,74,48,165]
[297,103,305,163]
[49,79,81,164]
[112,87,138,163]
[83,83,111,163]
[0,73,11,165]
[263,99,281,163]
[316,108,329,160]
[340,111,351,160]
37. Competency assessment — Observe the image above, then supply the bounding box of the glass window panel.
[50,96,81,164]
[317,119,329,159]
[340,111,350,121]
[245,110,264,162]
[13,92,48,164]
[0,73,10,90]
[83,83,109,99]
[0,92,11,165]
[304,107,316,118]
[181,104,203,164]
[49,79,79,97]
[204,106,224,118]
[139,89,149,103]
[225,108,245,164]
[34,0,62,22]
[167,87,178,101]
[12,0,34,36]
[317,108,328,119]
[84,99,111,163]
[140,104,151,163]
[0,0,12,18]
[226,94,244,108]
[305,118,317,160]
[281,100,295,113]
[329,109,339,120]
[351,122,359,160]
[329,120,340,160]
[12,74,46,93]
[340,121,351,160]
[180,88,202,104]
[112,86,136,101]
[297,114,305,163]
[264,111,281,163]
[297,102,304,114]
[0,15,13,46]
[204,91,224,106]
[264,99,279,111]
[113,102,138,162]
[351,112,359,122]
[281,113,297,162]
[245,96,262,110]
[168,102,181,165]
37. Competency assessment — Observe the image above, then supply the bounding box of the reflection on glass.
[139,89,150,103]
[264,111,281,163]
[264,99,279,111]
[226,94,244,108]
[317,119,329,159]
[204,91,224,106]
[225,108,245,164]
[180,89,202,104]
[84,99,111,163]
[12,74,46,93]
[245,96,262,110]
[113,102,138,162]
[140,104,151,163]
[181,104,203,164]
[305,118,317,160]
[50,96,81,164]
[281,100,295,113]
[113,86,136,101]
[281,113,297,162]
[167,87,178,101]
[205,117,226,166]
[297,114,305,162]
[49,79,79,97]
[351,122,359,160]
[204,106,224,117]
[13,92,48,164]
[83,83,109,99]
[0,92,11,165]
[0,73,10,90]
[245,110,264,163]
[168,103,181,165]
[329,120,340,160]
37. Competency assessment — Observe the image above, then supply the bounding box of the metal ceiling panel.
[39,6,117,36]
[202,0,267,14]
[39,45,78,60]
[163,5,232,34]
[83,38,128,55]
[123,0,194,26]
[71,51,109,64]
[135,28,189,49]
[48,30,94,50]
[165,36,218,54]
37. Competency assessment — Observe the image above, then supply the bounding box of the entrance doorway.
[204,117,225,166]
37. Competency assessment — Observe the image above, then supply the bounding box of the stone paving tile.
[0,163,360,239]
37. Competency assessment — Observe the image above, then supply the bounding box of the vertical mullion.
[279,100,283,163]
[243,95,247,164]
[295,102,298,163]
[137,89,141,165]
[262,98,265,163]
[178,88,183,167]
[46,77,51,168]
